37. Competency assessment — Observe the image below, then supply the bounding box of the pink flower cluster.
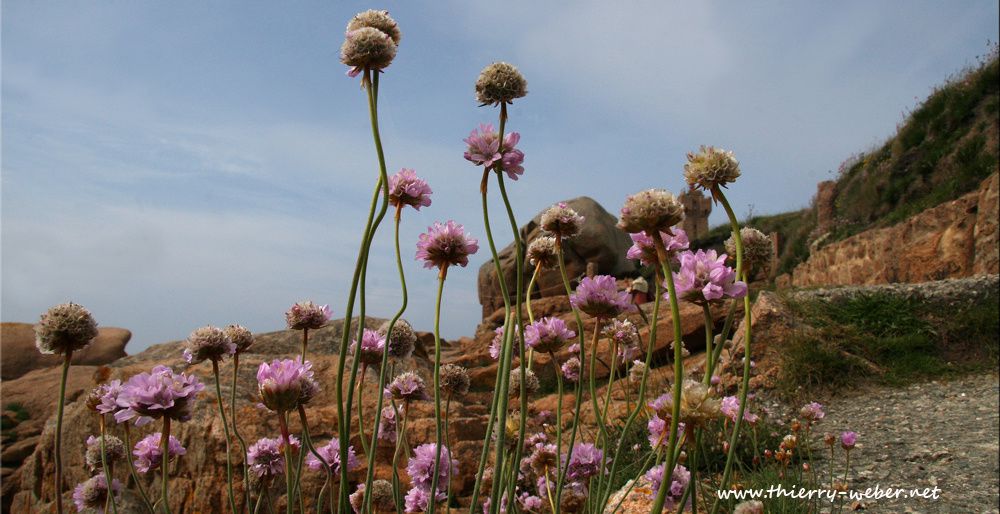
[670,249,748,304]
[463,124,525,180]
[415,220,479,270]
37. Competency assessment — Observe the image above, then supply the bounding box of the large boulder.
[477,196,637,317]
[1,323,131,380]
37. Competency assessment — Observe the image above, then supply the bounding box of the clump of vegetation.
[778,289,1000,397]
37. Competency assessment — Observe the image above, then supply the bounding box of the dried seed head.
[684,145,741,191]
[475,62,527,106]
[508,367,540,398]
[380,319,417,360]
[85,435,126,471]
[617,189,685,234]
[224,324,254,354]
[527,236,559,269]
[35,302,98,355]
[540,202,585,240]
[346,9,401,45]
[341,27,397,73]
[183,325,236,364]
[725,227,773,274]
[440,364,470,397]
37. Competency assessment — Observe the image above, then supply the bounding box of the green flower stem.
[487,317,516,514]
[357,366,369,456]
[337,68,391,511]
[161,417,172,514]
[588,320,610,444]
[300,329,309,363]
[598,277,662,508]
[702,304,716,385]
[231,354,252,514]
[495,172,529,513]
[362,206,408,513]
[548,352,564,484]
[468,163,514,512]
[608,449,659,513]
[391,401,409,512]
[54,351,72,514]
[297,406,334,514]
[649,232,687,514]
[211,360,239,514]
[444,394,454,514]
[525,264,540,369]
[708,300,740,378]
[277,414,293,514]
[710,186,753,514]
[98,416,119,514]
[428,269,448,514]
[123,426,156,513]
[552,240,588,512]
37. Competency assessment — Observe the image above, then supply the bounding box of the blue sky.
[2,1,998,351]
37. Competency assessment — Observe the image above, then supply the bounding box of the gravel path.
[816,373,999,513]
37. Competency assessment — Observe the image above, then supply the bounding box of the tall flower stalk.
[226,324,255,514]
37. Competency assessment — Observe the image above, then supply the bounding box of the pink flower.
[570,275,635,319]
[524,317,576,354]
[389,168,433,211]
[351,328,386,367]
[841,431,857,450]
[462,124,525,180]
[720,396,759,424]
[415,220,479,270]
[670,249,747,304]
[133,432,186,473]
[306,438,358,475]
[800,402,825,422]
[285,301,332,330]
[256,359,317,412]
[626,228,689,267]
[115,366,204,426]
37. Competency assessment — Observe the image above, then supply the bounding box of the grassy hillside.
[695,48,999,274]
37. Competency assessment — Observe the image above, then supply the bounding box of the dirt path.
[816,372,999,513]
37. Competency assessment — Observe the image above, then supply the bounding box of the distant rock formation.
[679,187,712,240]
[1,323,130,380]
[477,196,636,318]
[786,173,998,287]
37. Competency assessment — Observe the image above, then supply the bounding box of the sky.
[2,1,998,351]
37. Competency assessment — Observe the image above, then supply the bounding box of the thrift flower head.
[570,275,635,319]
[346,9,401,45]
[684,145,741,191]
[508,367,540,398]
[726,227,773,274]
[559,482,589,513]
[604,318,639,348]
[679,379,722,426]
[540,202,585,240]
[133,432,186,473]
[462,124,525,180]
[381,319,417,360]
[306,438,358,474]
[351,480,396,514]
[841,431,857,450]
[93,379,125,417]
[248,436,299,478]
[525,443,559,474]
[415,220,479,269]
[488,325,520,361]
[519,494,544,513]
[440,364,470,397]
[85,434,125,471]
[405,487,446,513]
[475,61,527,106]
[645,463,690,509]
[800,402,826,423]
[378,406,397,443]
[734,500,765,514]
[385,371,429,402]
[562,357,581,382]
[72,475,122,513]
[629,360,647,384]
[224,324,254,354]
[627,228,690,267]
[257,359,317,412]
[721,396,759,424]
[406,443,458,491]
[527,236,559,269]
[565,443,605,480]
[617,189,685,234]
[34,302,98,355]
[285,301,331,331]
[341,26,396,78]
[389,168,433,211]
[524,317,576,354]
[115,365,205,426]
[671,249,748,304]
[352,328,386,367]
[183,325,235,364]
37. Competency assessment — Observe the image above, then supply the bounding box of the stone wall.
[789,173,998,287]
[679,188,711,240]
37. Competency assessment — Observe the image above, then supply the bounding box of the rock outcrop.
[788,173,999,287]
[1,323,131,380]
[477,197,636,317]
